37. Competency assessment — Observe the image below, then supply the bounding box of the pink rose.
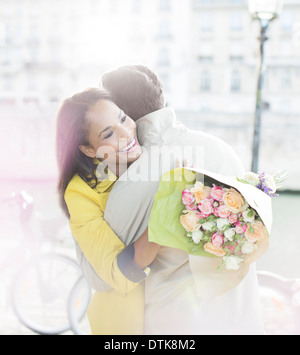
[196,211,206,220]
[217,204,230,219]
[235,221,247,234]
[182,189,195,206]
[224,241,240,255]
[211,233,224,248]
[213,207,219,217]
[198,198,213,216]
[228,213,238,224]
[210,185,224,202]
[185,202,198,211]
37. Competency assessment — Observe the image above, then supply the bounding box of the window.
[131,22,143,41]
[281,69,291,89]
[199,41,213,62]
[230,11,243,31]
[132,0,141,13]
[1,47,11,66]
[281,10,294,31]
[201,71,211,91]
[280,40,292,58]
[27,73,37,91]
[157,47,170,66]
[109,0,119,13]
[28,21,39,44]
[3,75,13,91]
[157,20,172,39]
[200,12,213,32]
[280,100,291,114]
[159,0,171,11]
[231,71,241,92]
[230,40,243,61]
[193,0,213,7]
[0,22,5,46]
[29,47,39,65]
[4,23,13,45]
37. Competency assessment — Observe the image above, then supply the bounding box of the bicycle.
[0,190,91,335]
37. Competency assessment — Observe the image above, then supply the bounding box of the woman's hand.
[133,229,160,270]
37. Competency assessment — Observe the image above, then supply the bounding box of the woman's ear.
[79,145,96,158]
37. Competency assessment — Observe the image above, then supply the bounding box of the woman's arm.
[65,177,158,294]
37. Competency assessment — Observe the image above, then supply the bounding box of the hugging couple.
[56,65,266,335]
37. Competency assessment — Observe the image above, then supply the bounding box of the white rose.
[202,221,216,231]
[224,228,236,241]
[216,218,230,231]
[242,209,255,223]
[223,256,242,271]
[243,172,260,186]
[192,181,205,190]
[264,174,277,193]
[192,230,203,244]
[241,241,258,255]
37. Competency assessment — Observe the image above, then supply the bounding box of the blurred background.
[0,0,299,335]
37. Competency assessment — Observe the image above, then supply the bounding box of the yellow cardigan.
[65,173,144,335]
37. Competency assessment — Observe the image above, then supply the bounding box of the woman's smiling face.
[79,99,142,169]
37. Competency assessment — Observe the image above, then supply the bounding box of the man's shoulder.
[185,127,231,147]
[180,127,245,176]
[178,127,239,159]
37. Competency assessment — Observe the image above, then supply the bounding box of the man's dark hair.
[101,65,166,121]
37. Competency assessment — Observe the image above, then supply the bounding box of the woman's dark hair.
[56,88,112,217]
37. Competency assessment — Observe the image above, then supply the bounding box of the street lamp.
[248,0,283,173]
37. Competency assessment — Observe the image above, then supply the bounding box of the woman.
[56,88,160,334]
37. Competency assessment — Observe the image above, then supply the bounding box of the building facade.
[0,0,299,187]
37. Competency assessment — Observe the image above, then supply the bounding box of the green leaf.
[249,224,254,235]
[236,178,252,185]
[247,209,254,217]
[217,264,224,272]
[222,224,231,232]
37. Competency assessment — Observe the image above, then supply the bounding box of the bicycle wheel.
[68,275,92,335]
[11,253,82,335]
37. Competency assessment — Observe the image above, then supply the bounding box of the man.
[76,65,264,335]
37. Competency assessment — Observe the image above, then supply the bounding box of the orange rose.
[190,182,211,204]
[180,211,201,233]
[204,242,227,257]
[223,188,248,213]
[245,220,269,243]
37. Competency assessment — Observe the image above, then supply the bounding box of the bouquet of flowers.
[180,180,269,271]
[149,168,286,272]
